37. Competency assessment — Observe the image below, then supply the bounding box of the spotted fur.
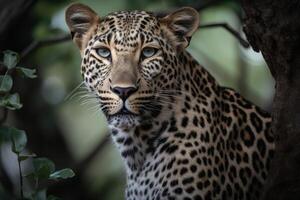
[66,4,274,200]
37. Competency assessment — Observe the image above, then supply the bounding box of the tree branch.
[20,34,71,59]
[155,0,223,17]
[154,0,249,49]
[199,23,249,48]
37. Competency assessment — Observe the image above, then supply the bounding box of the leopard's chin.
[107,113,140,130]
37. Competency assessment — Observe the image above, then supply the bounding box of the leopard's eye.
[141,47,158,59]
[96,47,111,58]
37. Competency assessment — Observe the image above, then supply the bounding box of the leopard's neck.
[109,114,173,176]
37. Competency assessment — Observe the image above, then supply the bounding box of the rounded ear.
[159,7,200,50]
[65,3,100,51]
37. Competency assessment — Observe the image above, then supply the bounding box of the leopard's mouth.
[107,107,138,120]
[107,107,140,130]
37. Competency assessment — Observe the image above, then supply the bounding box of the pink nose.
[111,86,137,100]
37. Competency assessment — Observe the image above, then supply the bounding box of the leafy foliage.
[0,50,75,200]
[0,93,22,110]
[16,67,37,79]
[3,50,19,69]
[0,75,13,93]
[10,127,27,153]
[49,168,75,180]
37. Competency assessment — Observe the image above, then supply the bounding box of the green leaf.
[19,153,37,161]
[10,127,27,153]
[33,158,55,180]
[16,67,37,79]
[47,195,62,200]
[49,168,75,180]
[3,50,19,69]
[0,93,22,110]
[0,75,13,93]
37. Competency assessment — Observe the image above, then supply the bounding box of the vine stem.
[17,154,24,199]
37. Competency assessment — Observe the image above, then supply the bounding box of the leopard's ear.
[159,7,199,51]
[65,3,100,53]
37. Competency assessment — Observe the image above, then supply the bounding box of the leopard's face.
[82,12,166,129]
[66,4,199,129]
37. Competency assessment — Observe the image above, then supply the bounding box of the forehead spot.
[92,11,161,52]
[101,11,158,35]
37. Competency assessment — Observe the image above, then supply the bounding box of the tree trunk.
[242,0,300,199]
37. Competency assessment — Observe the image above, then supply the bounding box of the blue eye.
[96,47,111,58]
[142,47,157,58]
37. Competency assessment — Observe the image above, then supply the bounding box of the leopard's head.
[65,3,199,130]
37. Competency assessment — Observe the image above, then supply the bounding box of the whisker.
[86,103,102,112]
[92,106,103,117]
[77,95,98,102]
[140,105,161,112]
[64,81,86,101]
[80,100,97,106]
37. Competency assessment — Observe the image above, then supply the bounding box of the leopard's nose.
[111,86,138,100]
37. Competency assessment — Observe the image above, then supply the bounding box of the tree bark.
[242,0,300,199]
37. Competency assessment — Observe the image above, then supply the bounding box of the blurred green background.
[0,0,274,199]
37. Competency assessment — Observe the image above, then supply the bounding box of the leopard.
[65,3,275,200]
